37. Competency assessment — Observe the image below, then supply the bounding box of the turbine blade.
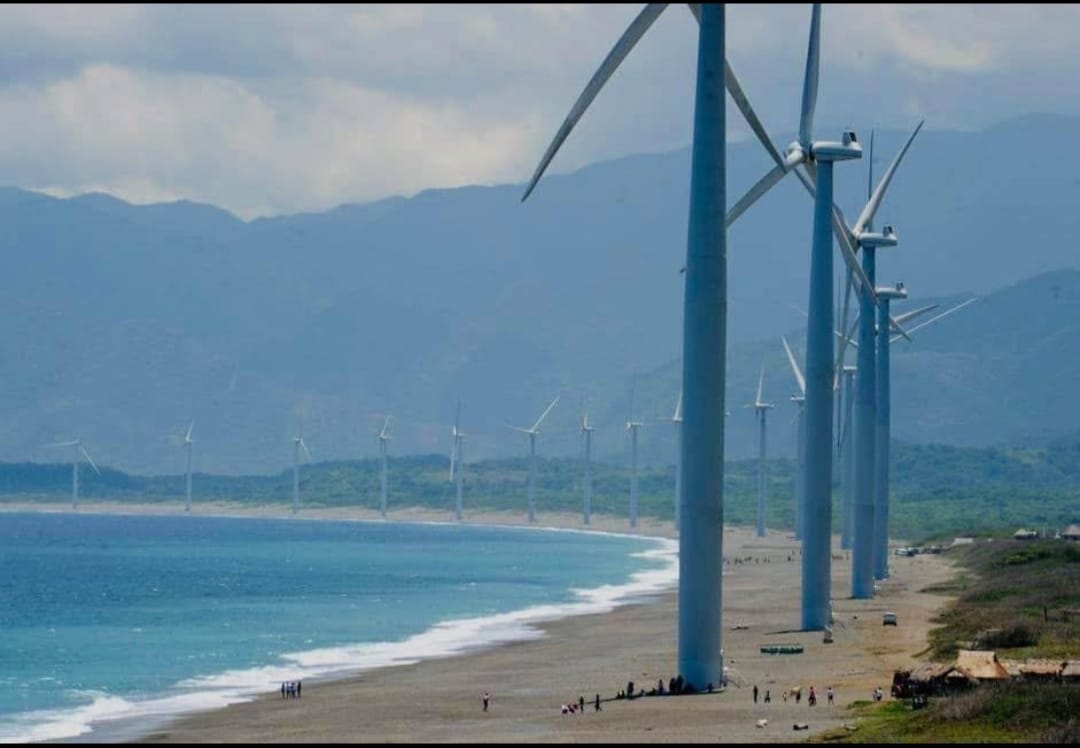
[836,219,878,304]
[673,390,682,422]
[867,128,875,202]
[756,364,765,407]
[727,163,788,227]
[724,60,784,168]
[379,415,391,440]
[798,3,821,149]
[893,303,939,326]
[833,266,855,387]
[896,297,978,340]
[521,4,668,201]
[531,395,560,432]
[781,336,806,396]
[81,446,101,475]
[508,424,534,435]
[44,441,80,448]
[300,439,313,462]
[852,120,924,237]
[628,373,637,424]
[890,314,913,343]
[449,439,457,482]
[185,421,194,442]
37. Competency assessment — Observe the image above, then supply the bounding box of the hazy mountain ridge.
[1,113,1077,473]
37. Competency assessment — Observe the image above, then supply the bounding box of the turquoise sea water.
[0,512,675,742]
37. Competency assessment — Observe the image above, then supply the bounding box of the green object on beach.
[759,644,804,655]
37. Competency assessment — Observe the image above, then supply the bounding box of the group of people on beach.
[280,680,302,699]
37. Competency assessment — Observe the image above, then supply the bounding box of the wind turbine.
[183,422,194,512]
[666,391,683,532]
[44,439,99,510]
[508,395,559,524]
[781,337,807,542]
[581,398,596,526]
[450,403,465,522]
[838,121,925,600]
[626,374,644,529]
[379,416,391,518]
[518,0,843,688]
[873,294,978,580]
[292,431,312,515]
[747,364,775,538]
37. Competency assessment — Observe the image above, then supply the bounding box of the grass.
[817,539,1080,744]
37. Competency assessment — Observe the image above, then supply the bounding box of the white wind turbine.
[581,398,596,526]
[183,421,194,512]
[291,431,312,515]
[665,391,683,532]
[746,364,774,538]
[626,374,644,529]
[508,395,560,524]
[379,416,392,518]
[44,438,100,510]
[781,337,807,541]
[449,403,465,522]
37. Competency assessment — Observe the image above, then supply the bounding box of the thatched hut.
[955,650,1010,681]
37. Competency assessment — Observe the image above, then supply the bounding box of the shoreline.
[3,502,956,743]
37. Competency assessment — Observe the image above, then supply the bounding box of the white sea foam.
[0,530,677,744]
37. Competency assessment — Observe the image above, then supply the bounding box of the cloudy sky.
[1,3,1078,219]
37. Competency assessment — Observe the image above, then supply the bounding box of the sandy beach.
[2,502,956,743]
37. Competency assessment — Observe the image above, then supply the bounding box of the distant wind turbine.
[44,439,100,510]
[747,364,774,538]
[292,431,312,515]
[781,337,807,542]
[183,421,194,512]
[580,398,596,526]
[626,374,644,529]
[666,391,683,532]
[508,395,559,524]
[379,416,392,518]
[873,292,978,580]
[450,403,465,522]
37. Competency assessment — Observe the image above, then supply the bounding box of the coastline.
[2,502,956,743]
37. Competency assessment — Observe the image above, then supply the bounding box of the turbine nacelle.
[876,283,908,301]
[810,131,862,162]
[857,228,899,249]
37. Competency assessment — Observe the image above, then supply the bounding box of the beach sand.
[1,502,956,743]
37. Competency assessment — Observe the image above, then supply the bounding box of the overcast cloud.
[1,3,1078,219]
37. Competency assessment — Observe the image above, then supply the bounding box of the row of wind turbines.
[518,2,983,687]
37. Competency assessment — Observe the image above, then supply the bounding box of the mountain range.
[1,112,1077,474]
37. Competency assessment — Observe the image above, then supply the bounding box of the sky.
[1,3,1079,219]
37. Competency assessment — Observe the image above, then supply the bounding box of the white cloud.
[0,4,1078,217]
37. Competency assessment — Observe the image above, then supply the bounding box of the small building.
[1013,528,1039,540]
[1063,524,1080,541]
[955,650,1010,681]
[1063,661,1080,680]
[951,537,975,547]
[1019,659,1064,679]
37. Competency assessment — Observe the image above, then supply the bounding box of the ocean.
[0,511,676,742]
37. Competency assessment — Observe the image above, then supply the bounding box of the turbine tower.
[782,337,807,541]
[748,364,774,537]
[840,366,856,550]
[626,374,644,529]
[379,416,391,518]
[508,395,559,524]
[450,403,465,522]
[44,439,100,510]
[581,399,595,526]
[292,432,312,515]
[520,2,808,688]
[874,294,978,580]
[184,422,194,512]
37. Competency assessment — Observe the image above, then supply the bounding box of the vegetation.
[817,537,1080,744]
[2,437,1079,541]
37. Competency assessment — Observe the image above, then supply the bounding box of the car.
[883,612,898,626]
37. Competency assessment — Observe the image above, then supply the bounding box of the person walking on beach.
[482,692,490,712]
[827,686,834,706]
[594,693,601,712]
[579,695,585,714]
[297,680,302,699]
[753,684,759,704]
[764,689,771,704]
[281,682,286,699]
